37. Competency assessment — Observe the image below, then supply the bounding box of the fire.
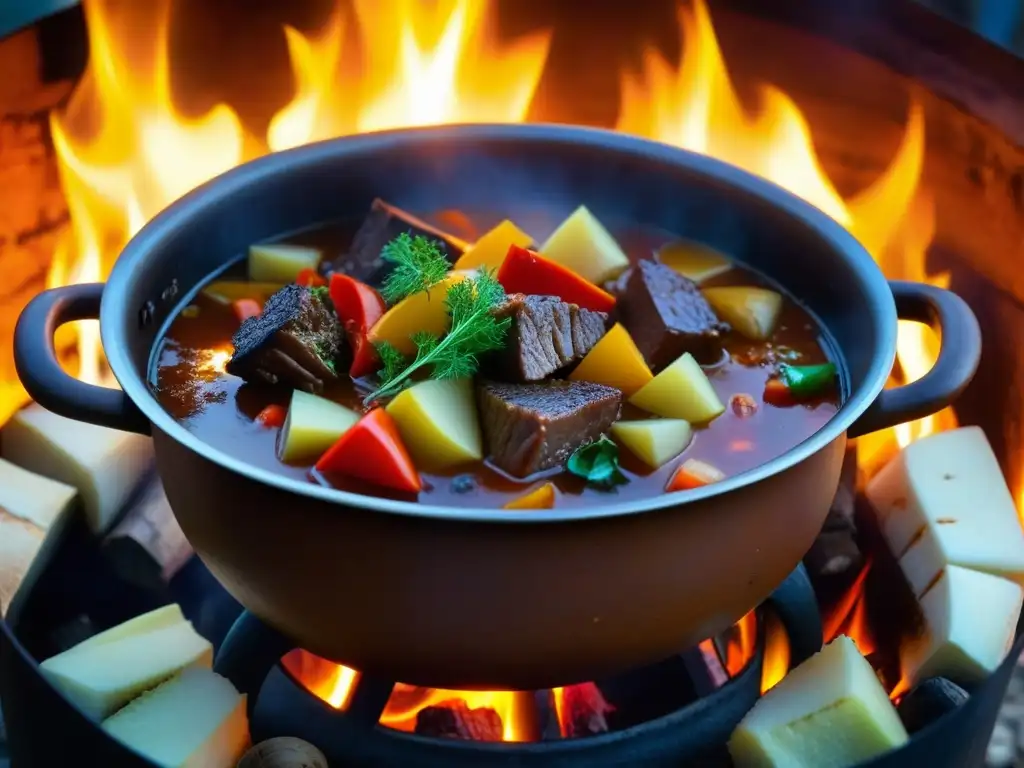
[268,0,551,150]
[282,650,535,741]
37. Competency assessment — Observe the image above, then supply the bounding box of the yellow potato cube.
[659,240,733,283]
[569,323,653,397]
[703,286,783,341]
[629,353,725,423]
[386,378,482,471]
[454,220,533,271]
[279,391,360,464]
[611,419,693,469]
[539,205,630,284]
[248,244,321,283]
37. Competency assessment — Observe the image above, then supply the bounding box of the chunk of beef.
[227,284,345,394]
[478,380,621,477]
[327,198,466,284]
[617,260,726,369]
[486,294,608,382]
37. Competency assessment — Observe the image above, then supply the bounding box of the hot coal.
[414,700,504,741]
[478,380,622,477]
[897,677,969,734]
[557,683,614,738]
[328,198,465,284]
[615,260,726,369]
[227,285,345,394]
[486,293,608,381]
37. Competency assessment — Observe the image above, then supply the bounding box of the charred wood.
[414,700,504,742]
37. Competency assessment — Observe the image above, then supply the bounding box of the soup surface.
[153,202,840,509]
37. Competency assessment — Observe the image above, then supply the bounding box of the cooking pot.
[14,124,980,689]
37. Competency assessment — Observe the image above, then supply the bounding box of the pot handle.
[847,280,980,439]
[14,283,150,435]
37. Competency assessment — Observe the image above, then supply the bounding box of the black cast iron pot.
[13,124,981,689]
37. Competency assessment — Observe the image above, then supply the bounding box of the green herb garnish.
[380,233,450,305]
[567,436,628,489]
[310,285,330,302]
[365,269,510,403]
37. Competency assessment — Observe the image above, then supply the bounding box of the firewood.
[556,683,614,738]
[414,700,504,741]
[1,402,154,534]
[236,737,328,768]
[804,446,863,581]
[102,473,193,586]
[0,457,77,615]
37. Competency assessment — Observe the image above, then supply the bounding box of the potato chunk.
[539,205,630,284]
[248,244,321,283]
[703,286,783,341]
[629,352,725,423]
[279,390,360,463]
[386,378,483,471]
[611,419,692,469]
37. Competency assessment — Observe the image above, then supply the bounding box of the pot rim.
[102,123,895,524]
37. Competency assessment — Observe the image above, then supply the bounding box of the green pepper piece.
[779,363,837,399]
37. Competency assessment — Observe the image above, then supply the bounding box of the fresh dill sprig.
[365,269,510,403]
[379,233,450,305]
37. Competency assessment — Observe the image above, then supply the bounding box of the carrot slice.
[503,482,556,510]
[296,267,327,288]
[666,459,726,492]
[232,298,263,322]
[497,244,616,313]
[255,404,287,428]
[315,408,422,493]
[763,378,795,407]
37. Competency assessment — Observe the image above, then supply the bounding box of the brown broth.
[153,215,840,509]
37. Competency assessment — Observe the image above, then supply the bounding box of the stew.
[153,200,841,509]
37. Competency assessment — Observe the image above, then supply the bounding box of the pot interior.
[106,125,892,456]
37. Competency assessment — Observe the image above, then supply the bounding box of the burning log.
[555,683,614,738]
[414,699,504,741]
[804,446,863,582]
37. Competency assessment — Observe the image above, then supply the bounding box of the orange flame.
[283,650,535,741]
[268,0,551,151]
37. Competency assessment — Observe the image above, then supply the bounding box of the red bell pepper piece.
[497,245,616,313]
[315,408,421,493]
[296,267,327,288]
[329,273,386,378]
[232,298,262,322]
[255,404,287,428]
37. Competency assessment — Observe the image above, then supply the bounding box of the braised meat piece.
[327,198,465,284]
[478,380,621,477]
[485,294,608,382]
[227,285,345,394]
[617,260,727,368]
